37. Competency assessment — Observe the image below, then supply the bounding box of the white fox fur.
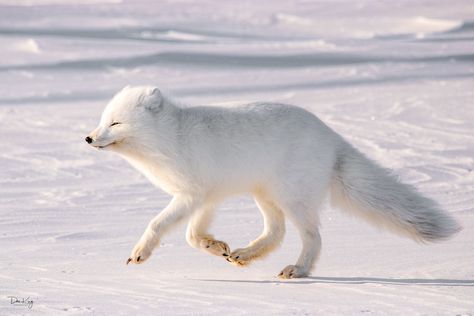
[86,86,461,278]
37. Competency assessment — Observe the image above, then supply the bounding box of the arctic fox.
[86,86,461,278]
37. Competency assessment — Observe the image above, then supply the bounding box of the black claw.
[137,256,141,262]
[226,258,231,262]
[126,258,132,265]
[222,253,229,257]
[289,273,293,278]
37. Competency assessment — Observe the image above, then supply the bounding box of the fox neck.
[121,150,183,195]
[115,106,185,194]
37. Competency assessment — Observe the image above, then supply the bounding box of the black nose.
[85,136,93,144]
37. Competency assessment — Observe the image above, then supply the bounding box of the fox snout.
[86,126,99,145]
[85,127,102,147]
[85,128,118,150]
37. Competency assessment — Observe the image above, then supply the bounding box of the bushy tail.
[330,144,461,242]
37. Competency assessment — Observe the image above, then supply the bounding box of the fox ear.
[143,87,163,114]
[147,87,159,96]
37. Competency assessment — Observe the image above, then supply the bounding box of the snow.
[0,0,473,315]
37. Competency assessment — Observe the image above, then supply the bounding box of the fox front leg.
[126,195,201,265]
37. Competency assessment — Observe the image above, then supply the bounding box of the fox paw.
[126,239,154,265]
[228,248,255,266]
[200,238,230,258]
[278,265,308,279]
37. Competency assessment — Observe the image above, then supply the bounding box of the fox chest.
[123,155,183,195]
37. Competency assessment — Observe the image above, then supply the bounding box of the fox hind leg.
[276,177,328,278]
[278,220,321,279]
[229,196,285,266]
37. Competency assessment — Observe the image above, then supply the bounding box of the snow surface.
[0,0,473,315]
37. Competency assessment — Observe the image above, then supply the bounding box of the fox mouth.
[93,141,117,149]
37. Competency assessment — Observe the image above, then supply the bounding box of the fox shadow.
[197,276,474,287]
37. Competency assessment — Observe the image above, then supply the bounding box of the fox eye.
[110,122,121,127]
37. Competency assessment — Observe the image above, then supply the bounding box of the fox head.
[85,85,165,152]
